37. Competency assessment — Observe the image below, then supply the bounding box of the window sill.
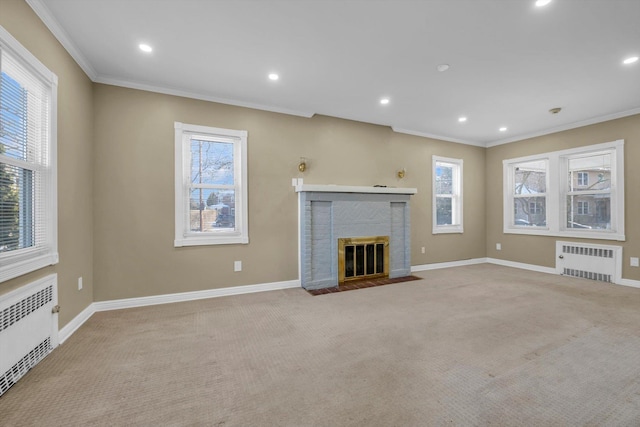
[503,227,625,242]
[174,235,249,247]
[0,251,59,283]
[433,226,464,235]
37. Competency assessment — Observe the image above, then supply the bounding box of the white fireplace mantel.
[295,184,417,195]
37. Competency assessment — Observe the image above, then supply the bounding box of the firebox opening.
[338,236,389,284]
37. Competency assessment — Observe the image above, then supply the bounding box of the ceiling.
[27,0,640,147]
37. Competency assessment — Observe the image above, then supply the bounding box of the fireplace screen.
[338,236,389,284]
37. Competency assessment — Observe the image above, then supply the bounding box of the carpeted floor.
[1,264,640,426]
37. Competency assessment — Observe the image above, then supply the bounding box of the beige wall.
[0,0,94,327]
[3,0,637,321]
[486,114,640,281]
[92,84,486,300]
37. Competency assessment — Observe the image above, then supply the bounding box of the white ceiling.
[28,0,640,147]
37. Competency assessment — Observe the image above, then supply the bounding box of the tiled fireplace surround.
[296,184,417,290]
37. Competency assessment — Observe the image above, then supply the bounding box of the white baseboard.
[485,257,557,275]
[58,279,300,344]
[58,260,640,345]
[619,278,640,289]
[93,279,301,312]
[59,303,95,344]
[412,258,487,272]
[412,257,557,276]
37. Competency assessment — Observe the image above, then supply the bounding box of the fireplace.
[338,236,389,284]
[295,183,417,290]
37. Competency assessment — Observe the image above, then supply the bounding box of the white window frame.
[174,122,248,246]
[0,25,58,283]
[432,155,463,234]
[505,157,549,229]
[503,140,624,241]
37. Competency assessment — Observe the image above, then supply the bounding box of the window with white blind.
[0,26,58,282]
[174,122,248,246]
[432,156,463,234]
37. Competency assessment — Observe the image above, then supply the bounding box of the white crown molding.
[486,107,640,148]
[392,127,485,147]
[22,0,640,147]
[94,75,316,118]
[25,0,98,80]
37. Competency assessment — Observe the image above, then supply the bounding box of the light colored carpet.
[1,264,640,426]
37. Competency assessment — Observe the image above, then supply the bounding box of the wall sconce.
[397,168,406,179]
[298,157,307,173]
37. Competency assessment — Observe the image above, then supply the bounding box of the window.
[0,26,58,282]
[174,122,248,246]
[503,140,624,240]
[577,171,589,186]
[577,201,589,215]
[509,158,547,228]
[529,201,542,215]
[565,151,611,230]
[433,156,463,234]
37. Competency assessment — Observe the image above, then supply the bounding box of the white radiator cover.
[0,274,58,396]
[556,241,622,284]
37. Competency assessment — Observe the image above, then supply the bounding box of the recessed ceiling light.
[458,117,467,122]
[268,73,279,81]
[380,98,390,105]
[138,43,153,53]
[436,64,450,72]
[535,0,552,7]
[499,127,508,132]
[623,56,639,65]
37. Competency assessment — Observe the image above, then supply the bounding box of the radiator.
[556,241,622,284]
[0,274,58,396]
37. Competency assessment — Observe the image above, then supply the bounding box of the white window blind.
[0,25,58,282]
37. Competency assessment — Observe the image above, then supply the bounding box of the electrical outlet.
[421,247,425,254]
[631,257,639,267]
[234,261,242,272]
[78,277,83,290]
[496,243,502,251]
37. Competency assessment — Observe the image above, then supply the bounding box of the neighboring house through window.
[503,140,624,240]
[174,122,248,246]
[0,26,58,282]
[577,201,589,215]
[577,171,589,186]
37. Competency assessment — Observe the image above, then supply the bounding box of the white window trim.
[503,139,624,241]
[0,25,58,283]
[174,122,248,246]
[432,155,463,234]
